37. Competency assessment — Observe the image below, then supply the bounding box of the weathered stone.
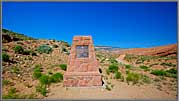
[64,36,102,87]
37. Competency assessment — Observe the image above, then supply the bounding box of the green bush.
[49,73,63,83]
[151,68,177,78]
[3,87,19,99]
[39,75,50,85]
[114,71,121,79]
[37,45,53,54]
[108,64,118,73]
[36,84,47,96]
[59,64,67,71]
[125,64,131,69]
[126,72,141,85]
[33,65,42,79]
[165,68,177,78]
[33,71,42,79]
[2,53,10,62]
[160,62,176,67]
[13,45,24,54]
[165,72,177,78]
[151,70,166,76]
[2,79,11,86]
[166,68,177,74]
[140,65,150,71]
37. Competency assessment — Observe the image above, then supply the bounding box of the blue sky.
[2,2,177,48]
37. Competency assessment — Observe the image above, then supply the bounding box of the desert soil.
[2,38,177,100]
[45,54,176,100]
[45,81,175,100]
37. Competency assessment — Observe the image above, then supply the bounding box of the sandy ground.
[45,80,176,100]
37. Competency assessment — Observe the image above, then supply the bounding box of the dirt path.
[116,54,130,65]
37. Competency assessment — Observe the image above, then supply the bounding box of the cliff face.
[118,44,177,56]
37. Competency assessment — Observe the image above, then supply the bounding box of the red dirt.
[118,44,177,56]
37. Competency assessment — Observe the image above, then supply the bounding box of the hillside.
[2,28,35,42]
[117,44,177,57]
[2,29,177,99]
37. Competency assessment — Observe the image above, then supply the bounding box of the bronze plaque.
[76,45,89,58]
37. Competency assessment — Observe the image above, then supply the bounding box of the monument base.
[63,72,102,87]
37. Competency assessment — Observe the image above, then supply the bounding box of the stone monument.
[63,36,102,87]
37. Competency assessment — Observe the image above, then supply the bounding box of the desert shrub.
[165,68,177,78]
[2,53,10,62]
[126,72,141,85]
[53,44,58,48]
[96,54,103,58]
[31,51,37,56]
[61,41,70,47]
[37,45,53,54]
[160,62,176,67]
[23,50,31,55]
[151,69,177,78]
[100,58,106,63]
[61,47,68,52]
[126,70,130,74]
[33,65,42,79]
[125,64,131,69]
[161,56,177,60]
[39,75,50,85]
[108,64,118,73]
[13,45,24,54]
[165,72,177,78]
[151,70,166,76]
[2,79,11,86]
[139,65,150,71]
[28,57,33,60]
[49,73,63,83]
[114,71,121,79]
[3,87,19,99]
[33,71,42,79]
[36,84,47,96]
[34,64,41,69]
[105,85,111,91]
[106,69,110,75]
[141,75,151,84]
[59,64,67,71]
[166,68,177,74]
[11,67,20,74]
[109,58,118,64]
